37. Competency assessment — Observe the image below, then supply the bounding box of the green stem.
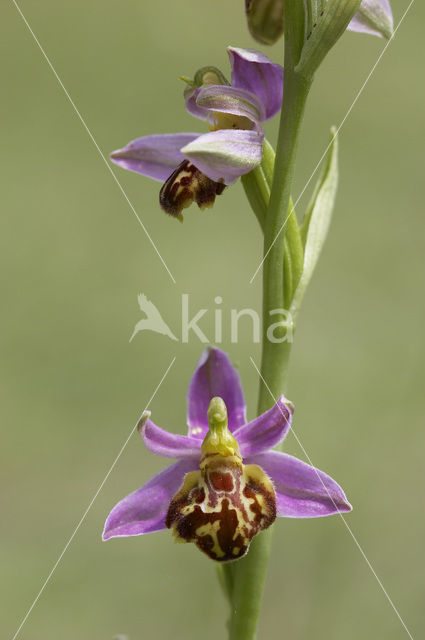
[258,68,311,412]
[217,564,235,606]
[227,39,312,640]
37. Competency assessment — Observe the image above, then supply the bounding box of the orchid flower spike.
[103,348,351,562]
[110,48,283,221]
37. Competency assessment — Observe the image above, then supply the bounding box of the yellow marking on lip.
[195,520,225,559]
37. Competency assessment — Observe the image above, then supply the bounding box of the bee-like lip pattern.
[159,159,225,219]
[166,458,276,562]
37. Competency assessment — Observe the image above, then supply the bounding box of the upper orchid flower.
[110,48,283,220]
[103,347,351,562]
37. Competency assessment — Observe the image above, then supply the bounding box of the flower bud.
[245,0,284,45]
[348,0,393,39]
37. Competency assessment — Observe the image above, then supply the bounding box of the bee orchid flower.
[110,48,283,220]
[103,347,351,562]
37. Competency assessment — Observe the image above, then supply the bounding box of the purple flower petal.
[187,347,246,439]
[182,129,264,185]
[110,133,200,182]
[228,47,283,121]
[247,451,352,518]
[348,0,393,38]
[185,86,210,121]
[102,459,198,539]
[235,395,294,457]
[196,85,266,130]
[140,414,202,459]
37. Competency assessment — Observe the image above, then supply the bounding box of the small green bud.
[245,0,284,45]
[352,2,393,40]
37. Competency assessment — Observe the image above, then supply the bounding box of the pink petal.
[247,451,352,518]
[235,395,294,457]
[196,84,266,129]
[182,129,264,185]
[187,347,246,439]
[110,133,200,181]
[102,459,198,539]
[228,47,283,120]
[140,415,202,459]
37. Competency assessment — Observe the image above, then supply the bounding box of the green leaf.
[290,127,338,317]
[296,0,362,75]
[303,0,326,41]
[283,200,304,308]
[241,139,276,231]
[241,165,269,231]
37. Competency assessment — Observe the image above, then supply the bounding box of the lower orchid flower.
[110,47,283,220]
[103,347,351,562]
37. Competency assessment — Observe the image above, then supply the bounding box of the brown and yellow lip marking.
[165,397,276,562]
[159,160,225,220]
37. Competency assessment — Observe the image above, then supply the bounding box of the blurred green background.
[1,1,424,638]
